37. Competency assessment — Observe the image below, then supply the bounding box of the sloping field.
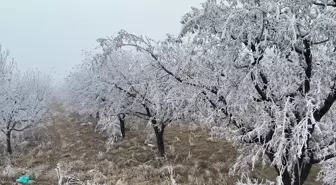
[0,110,320,185]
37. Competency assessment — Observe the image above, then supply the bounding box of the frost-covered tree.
[63,54,106,121]
[95,47,188,156]
[65,48,186,156]
[0,47,52,154]
[97,29,237,155]
[175,0,336,185]
[90,50,143,141]
[64,50,136,140]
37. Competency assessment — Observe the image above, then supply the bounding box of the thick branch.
[259,72,268,90]
[143,104,152,117]
[303,39,312,94]
[314,82,336,121]
[155,60,184,83]
[251,72,271,101]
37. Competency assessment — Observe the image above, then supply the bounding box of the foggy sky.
[0,0,204,82]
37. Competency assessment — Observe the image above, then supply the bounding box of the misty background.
[0,0,204,82]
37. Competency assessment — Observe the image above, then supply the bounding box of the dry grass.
[0,110,321,185]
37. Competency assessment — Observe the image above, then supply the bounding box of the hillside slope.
[0,110,320,185]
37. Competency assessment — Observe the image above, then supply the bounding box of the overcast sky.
[0,0,204,82]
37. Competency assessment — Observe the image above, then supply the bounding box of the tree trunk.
[281,163,312,185]
[95,111,100,125]
[275,160,312,185]
[118,113,126,138]
[6,130,12,154]
[266,151,313,185]
[152,119,165,157]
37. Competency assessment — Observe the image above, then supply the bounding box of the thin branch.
[12,124,33,132]
[134,111,150,117]
[257,12,267,43]
[312,38,330,45]
[162,119,172,125]
[234,64,250,69]
[133,112,151,120]
[313,2,336,7]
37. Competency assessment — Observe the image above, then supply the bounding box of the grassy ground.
[0,109,321,185]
